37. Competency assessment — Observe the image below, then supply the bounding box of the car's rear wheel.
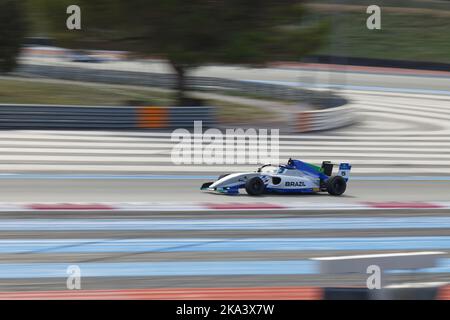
[327,176,347,196]
[245,177,265,196]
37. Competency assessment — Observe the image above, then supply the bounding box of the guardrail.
[293,104,356,133]
[0,102,356,133]
[0,104,215,130]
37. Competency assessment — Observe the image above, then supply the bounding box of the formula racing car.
[201,159,351,196]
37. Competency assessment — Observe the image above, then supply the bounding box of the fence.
[0,104,215,130]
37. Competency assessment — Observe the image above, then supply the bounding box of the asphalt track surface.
[0,207,449,292]
[0,178,449,203]
[0,177,449,295]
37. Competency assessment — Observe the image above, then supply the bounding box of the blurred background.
[0,0,449,300]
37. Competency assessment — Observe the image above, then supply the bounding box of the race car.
[201,158,351,196]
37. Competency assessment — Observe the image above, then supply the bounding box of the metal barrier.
[0,104,215,130]
[293,104,356,133]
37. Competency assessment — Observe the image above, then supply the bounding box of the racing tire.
[245,177,265,196]
[218,174,230,180]
[327,176,347,196]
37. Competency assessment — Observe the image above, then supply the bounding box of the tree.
[38,0,328,105]
[0,0,27,72]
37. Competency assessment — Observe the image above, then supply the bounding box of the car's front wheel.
[245,177,265,196]
[326,176,347,196]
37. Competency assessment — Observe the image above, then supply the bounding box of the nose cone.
[210,172,259,189]
[209,176,232,189]
[200,182,213,190]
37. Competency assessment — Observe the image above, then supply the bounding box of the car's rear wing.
[338,163,352,181]
[321,161,351,181]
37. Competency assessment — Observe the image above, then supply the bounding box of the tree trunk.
[172,63,187,106]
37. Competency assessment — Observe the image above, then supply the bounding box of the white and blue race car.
[201,159,351,196]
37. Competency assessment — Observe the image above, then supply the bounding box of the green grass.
[208,100,277,123]
[306,3,450,63]
[0,78,173,105]
[0,77,276,124]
